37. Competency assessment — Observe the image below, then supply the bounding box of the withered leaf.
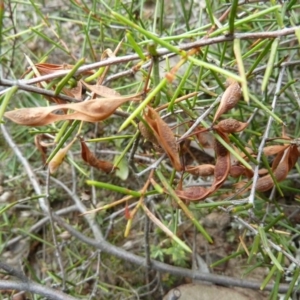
[24,63,93,77]
[213,80,242,123]
[80,139,116,173]
[144,107,182,171]
[5,94,142,126]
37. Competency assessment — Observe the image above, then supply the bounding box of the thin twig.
[0,124,48,213]
[0,261,28,282]
[53,215,291,293]
[45,168,66,290]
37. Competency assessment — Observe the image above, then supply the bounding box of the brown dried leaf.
[214,118,248,133]
[185,164,215,177]
[213,80,242,123]
[80,139,116,173]
[34,134,49,164]
[144,107,182,171]
[4,94,142,126]
[26,63,93,77]
[82,82,121,98]
[34,63,73,75]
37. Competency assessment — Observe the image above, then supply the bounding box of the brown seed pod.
[255,175,274,192]
[215,118,248,133]
[213,80,242,123]
[185,164,215,177]
[138,121,159,145]
[230,165,253,178]
[211,131,231,190]
[175,186,210,201]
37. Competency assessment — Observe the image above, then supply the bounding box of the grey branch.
[0,279,77,300]
[54,214,291,293]
[0,27,298,88]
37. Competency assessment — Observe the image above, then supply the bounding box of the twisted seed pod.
[213,80,242,123]
[175,186,210,201]
[212,131,231,188]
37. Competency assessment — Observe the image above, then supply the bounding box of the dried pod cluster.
[4,63,299,203]
[137,78,299,203]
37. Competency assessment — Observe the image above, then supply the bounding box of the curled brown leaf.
[190,124,214,149]
[80,139,116,173]
[63,80,83,100]
[143,107,182,171]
